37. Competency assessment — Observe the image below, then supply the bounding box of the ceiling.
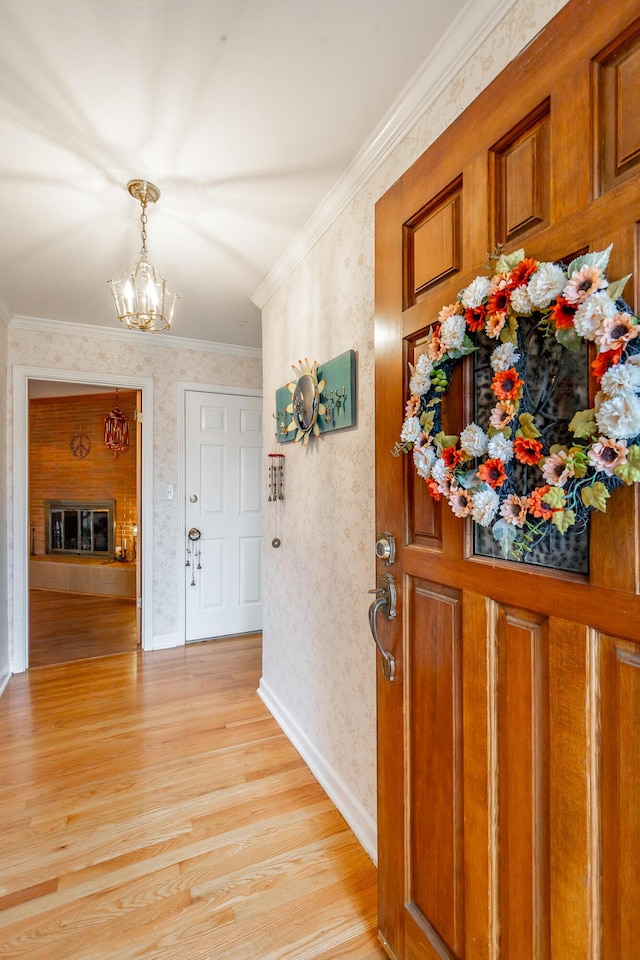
[0,0,475,348]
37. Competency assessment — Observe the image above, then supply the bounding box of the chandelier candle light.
[109,179,178,333]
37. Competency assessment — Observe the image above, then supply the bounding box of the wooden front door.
[374,2,640,958]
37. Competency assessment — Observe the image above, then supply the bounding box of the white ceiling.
[0,0,475,348]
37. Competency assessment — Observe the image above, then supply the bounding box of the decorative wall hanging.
[70,431,91,459]
[275,349,356,444]
[395,244,640,562]
[104,390,130,459]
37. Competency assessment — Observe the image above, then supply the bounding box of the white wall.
[0,313,9,692]
[6,325,261,656]
[259,0,570,860]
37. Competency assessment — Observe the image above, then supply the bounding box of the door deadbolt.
[189,494,198,503]
[375,533,396,565]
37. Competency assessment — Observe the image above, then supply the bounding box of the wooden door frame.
[177,381,263,645]
[12,366,154,671]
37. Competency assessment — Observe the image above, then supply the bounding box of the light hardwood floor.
[29,589,138,667]
[0,634,385,960]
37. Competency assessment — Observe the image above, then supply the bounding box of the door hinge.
[134,410,143,423]
[136,597,142,609]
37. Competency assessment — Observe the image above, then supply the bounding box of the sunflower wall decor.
[275,349,356,445]
[395,244,640,565]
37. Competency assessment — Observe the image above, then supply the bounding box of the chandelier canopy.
[109,179,178,333]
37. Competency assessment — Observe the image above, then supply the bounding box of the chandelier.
[108,179,178,333]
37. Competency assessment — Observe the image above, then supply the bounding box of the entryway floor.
[29,588,137,667]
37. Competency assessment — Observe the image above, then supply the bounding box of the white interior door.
[185,390,263,642]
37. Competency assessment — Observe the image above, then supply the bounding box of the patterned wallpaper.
[261,0,570,851]
[6,327,262,647]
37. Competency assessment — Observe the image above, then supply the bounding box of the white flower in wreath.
[460,422,488,458]
[490,342,521,373]
[527,262,567,309]
[595,391,640,440]
[470,487,500,527]
[400,415,423,444]
[408,367,430,396]
[416,352,433,376]
[439,314,466,351]
[600,359,640,394]
[487,434,514,463]
[413,443,435,479]
[509,284,534,316]
[431,457,450,491]
[573,291,617,341]
[461,276,490,309]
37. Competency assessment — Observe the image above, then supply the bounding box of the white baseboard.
[0,663,11,698]
[257,677,377,864]
[150,633,182,651]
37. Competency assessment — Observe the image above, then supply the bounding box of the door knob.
[188,527,201,541]
[367,573,396,681]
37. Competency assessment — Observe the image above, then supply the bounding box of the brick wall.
[29,391,138,557]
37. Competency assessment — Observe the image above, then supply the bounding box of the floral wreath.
[395,244,640,559]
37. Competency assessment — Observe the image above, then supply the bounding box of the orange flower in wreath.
[509,257,538,286]
[477,458,508,488]
[550,296,576,329]
[513,437,544,466]
[465,305,486,332]
[491,368,524,401]
[426,479,442,501]
[441,446,464,469]
[528,485,555,521]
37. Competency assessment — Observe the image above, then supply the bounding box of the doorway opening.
[12,366,155,673]
[27,381,140,667]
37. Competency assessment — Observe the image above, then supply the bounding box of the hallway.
[0,635,383,959]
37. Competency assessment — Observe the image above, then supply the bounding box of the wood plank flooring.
[29,589,138,667]
[0,635,385,959]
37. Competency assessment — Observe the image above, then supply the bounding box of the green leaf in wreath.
[449,342,478,359]
[568,408,596,439]
[549,444,569,456]
[515,413,542,439]
[567,244,612,278]
[555,326,582,352]
[581,482,610,512]
[495,249,525,274]
[614,445,640,484]
[551,508,576,534]
[499,315,519,345]
[434,431,459,455]
[542,487,566,511]
[420,410,435,432]
[607,274,632,302]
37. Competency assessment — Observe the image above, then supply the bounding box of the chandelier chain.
[139,202,148,258]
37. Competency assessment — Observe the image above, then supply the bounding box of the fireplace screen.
[46,500,115,557]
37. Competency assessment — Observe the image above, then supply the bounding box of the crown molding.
[10,315,262,359]
[252,0,525,309]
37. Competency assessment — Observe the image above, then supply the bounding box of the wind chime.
[185,527,202,587]
[104,389,130,458]
[267,452,285,549]
[267,453,285,502]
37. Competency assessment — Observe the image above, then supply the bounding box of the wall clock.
[70,432,91,459]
